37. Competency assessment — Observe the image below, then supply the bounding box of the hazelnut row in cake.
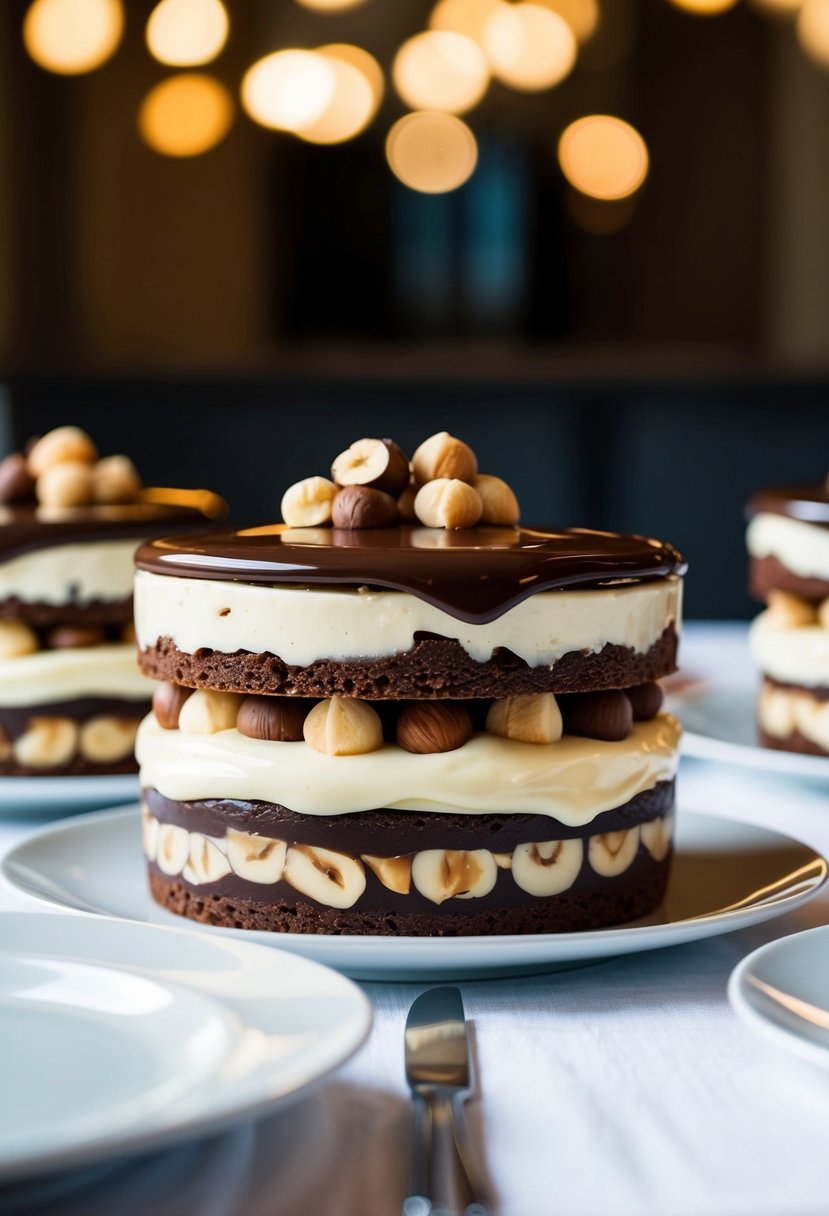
[746,482,829,758]
[0,426,223,776]
[135,431,686,936]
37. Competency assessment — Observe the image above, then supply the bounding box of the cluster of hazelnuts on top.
[0,426,143,510]
[281,431,521,531]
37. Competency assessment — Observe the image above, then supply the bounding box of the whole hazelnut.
[396,702,473,754]
[237,696,314,741]
[36,461,94,508]
[0,454,36,504]
[303,697,383,756]
[152,682,193,730]
[331,438,410,497]
[332,485,399,529]
[398,481,418,523]
[486,693,562,745]
[560,691,633,742]
[414,478,483,530]
[92,455,142,504]
[626,682,664,721]
[474,474,520,526]
[178,688,243,735]
[412,432,478,485]
[45,625,106,649]
[28,426,97,477]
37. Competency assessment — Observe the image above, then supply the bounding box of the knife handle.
[403,1091,432,1216]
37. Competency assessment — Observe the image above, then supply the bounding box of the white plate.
[0,772,139,816]
[729,925,829,1071]
[3,805,825,981]
[0,912,370,1182]
[673,686,829,781]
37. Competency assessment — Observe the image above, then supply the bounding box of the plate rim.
[0,771,140,815]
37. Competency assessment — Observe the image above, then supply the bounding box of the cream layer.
[133,570,682,668]
[136,712,680,824]
[0,644,155,706]
[0,541,140,606]
[747,514,829,582]
[748,610,829,687]
[758,684,829,751]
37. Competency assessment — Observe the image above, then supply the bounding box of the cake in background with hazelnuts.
[746,479,829,757]
[135,430,686,936]
[0,425,225,777]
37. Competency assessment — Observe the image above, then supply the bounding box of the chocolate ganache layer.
[745,485,829,528]
[136,524,686,625]
[749,554,829,603]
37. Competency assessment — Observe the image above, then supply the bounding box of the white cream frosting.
[134,570,682,668]
[0,644,155,706]
[759,684,829,751]
[748,610,829,687]
[136,712,680,824]
[0,541,140,606]
[747,513,829,582]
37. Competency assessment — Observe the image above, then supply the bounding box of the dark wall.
[10,377,827,620]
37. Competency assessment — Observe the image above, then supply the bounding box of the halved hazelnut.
[280,476,337,527]
[511,839,583,896]
[303,697,383,756]
[226,829,287,883]
[411,848,497,904]
[331,438,410,497]
[486,693,562,745]
[177,689,243,735]
[283,845,366,908]
[588,828,640,877]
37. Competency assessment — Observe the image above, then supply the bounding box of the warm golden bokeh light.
[23,0,124,75]
[485,3,577,91]
[138,73,233,157]
[666,0,739,12]
[393,30,489,115]
[295,0,367,8]
[386,111,478,193]
[320,43,384,109]
[146,0,229,68]
[558,115,649,200]
[430,0,508,47]
[533,0,600,42]
[566,188,637,234]
[299,54,375,143]
[798,0,829,63]
[241,50,336,132]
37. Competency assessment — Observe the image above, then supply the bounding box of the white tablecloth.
[2,623,829,1216]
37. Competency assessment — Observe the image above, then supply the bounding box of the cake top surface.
[746,483,829,528]
[136,523,686,623]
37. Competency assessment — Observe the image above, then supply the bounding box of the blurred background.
[0,0,826,617]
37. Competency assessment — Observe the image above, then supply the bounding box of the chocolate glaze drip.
[746,484,829,528]
[136,524,686,624]
[0,488,226,563]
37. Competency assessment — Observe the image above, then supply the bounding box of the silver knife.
[403,986,491,1216]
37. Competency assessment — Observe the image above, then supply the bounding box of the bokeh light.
[241,50,336,132]
[320,43,384,109]
[23,0,124,75]
[138,73,233,157]
[798,0,829,63]
[558,115,649,200]
[295,0,367,8]
[299,53,375,143]
[146,0,229,68]
[393,30,489,114]
[533,0,600,42]
[666,0,739,13]
[386,111,478,193]
[566,188,637,234]
[430,0,508,47]
[485,3,577,91]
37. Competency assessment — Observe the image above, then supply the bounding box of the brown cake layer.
[0,596,133,627]
[758,726,828,759]
[0,754,138,777]
[139,625,678,699]
[750,555,829,604]
[764,676,829,702]
[149,858,670,936]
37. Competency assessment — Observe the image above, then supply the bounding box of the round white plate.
[0,772,139,816]
[3,805,825,980]
[0,912,370,1182]
[673,686,829,781]
[729,925,829,1071]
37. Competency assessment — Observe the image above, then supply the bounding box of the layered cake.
[0,426,224,776]
[135,431,686,935]
[746,482,829,757]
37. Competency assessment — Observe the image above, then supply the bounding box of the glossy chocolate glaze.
[0,488,226,563]
[136,524,686,624]
[746,484,829,528]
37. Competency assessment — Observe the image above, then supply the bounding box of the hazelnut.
[362,853,412,895]
[79,716,139,763]
[486,693,562,744]
[236,696,313,741]
[283,844,366,909]
[303,697,383,756]
[27,426,97,477]
[512,839,583,896]
[177,688,243,735]
[411,848,497,904]
[766,589,818,629]
[281,476,337,527]
[560,690,633,742]
[0,454,36,504]
[332,485,399,529]
[152,682,193,730]
[226,829,287,883]
[398,481,418,523]
[36,461,94,508]
[14,717,78,768]
[331,438,410,497]
[626,682,664,721]
[411,432,478,485]
[414,479,483,530]
[0,618,39,660]
[157,822,190,875]
[474,474,520,526]
[45,624,106,649]
[188,832,232,884]
[817,597,829,631]
[92,455,142,504]
[396,702,473,754]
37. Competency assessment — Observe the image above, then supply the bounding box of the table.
[2,623,828,1216]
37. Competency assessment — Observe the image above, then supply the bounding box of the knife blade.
[403,986,490,1216]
